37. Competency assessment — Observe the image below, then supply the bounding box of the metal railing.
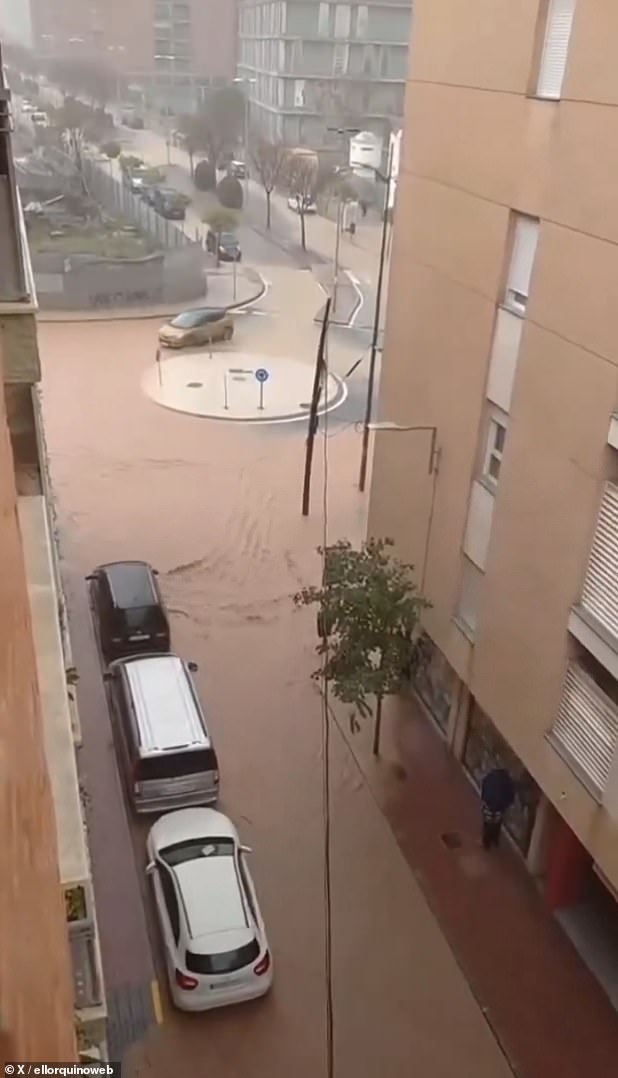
[82,157,195,250]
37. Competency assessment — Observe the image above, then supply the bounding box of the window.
[333,43,349,76]
[483,412,508,486]
[186,938,260,976]
[504,214,539,314]
[456,558,484,636]
[294,79,305,108]
[158,865,180,943]
[318,2,330,36]
[537,0,576,99]
[356,4,368,37]
[334,3,351,38]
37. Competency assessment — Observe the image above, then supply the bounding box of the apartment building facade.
[30,0,237,110]
[1,53,106,1058]
[368,0,618,1002]
[237,0,411,149]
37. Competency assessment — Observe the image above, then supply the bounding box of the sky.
[0,0,32,47]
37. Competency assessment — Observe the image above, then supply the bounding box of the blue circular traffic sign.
[255,368,270,383]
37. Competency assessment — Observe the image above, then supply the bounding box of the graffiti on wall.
[89,289,157,308]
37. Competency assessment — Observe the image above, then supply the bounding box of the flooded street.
[39,308,513,1077]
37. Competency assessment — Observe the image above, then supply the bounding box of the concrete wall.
[0,362,76,1061]
[33,248,206,310]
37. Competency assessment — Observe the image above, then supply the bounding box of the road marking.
[347,272,364,327]
[151,979,164,1024]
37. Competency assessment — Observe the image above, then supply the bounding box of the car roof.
[97,560,157,608]
[176,856,250,945]
[119,654,209,754]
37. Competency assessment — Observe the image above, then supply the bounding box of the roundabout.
[142,349,348,424]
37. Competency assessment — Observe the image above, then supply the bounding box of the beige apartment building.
[368,0,618,1003]
[0,51,106,1058]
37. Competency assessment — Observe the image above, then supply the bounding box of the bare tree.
[251,139,288,230]
[284,151,319,251]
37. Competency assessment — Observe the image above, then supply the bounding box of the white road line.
[347,272,364,328]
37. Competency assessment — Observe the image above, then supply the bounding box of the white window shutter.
[507,216,539,301]
[537,0,576,99]
[551,664,618,796]
[580,483,618,639]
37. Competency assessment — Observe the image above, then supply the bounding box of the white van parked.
[105,653,220,813]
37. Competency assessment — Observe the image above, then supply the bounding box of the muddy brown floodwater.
[39,317,513,1078]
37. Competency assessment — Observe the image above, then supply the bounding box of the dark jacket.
[481,768,515,814]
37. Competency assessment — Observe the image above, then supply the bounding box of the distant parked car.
[140,184,157,206]
[159,308,234,349]
[229,160,247,179]
[206,229,241,262]
[146,808,273,1011]
[31,110,49,128]
[86,560,170,664]
[152,186,187,220]
[21,99,35,114]
[287,195,317,214]
[124,167,149,193]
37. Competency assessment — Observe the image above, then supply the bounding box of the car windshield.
[160,837,235,867]
[186,938,260,976]
[220,233,237,245]
[170,309,221,329]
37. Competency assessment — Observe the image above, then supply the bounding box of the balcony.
[17,495,107,1047]
[0,154,41,384]
[569,483,618,680]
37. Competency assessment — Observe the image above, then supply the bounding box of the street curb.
[35,270,267,325]
[313,272,362,328]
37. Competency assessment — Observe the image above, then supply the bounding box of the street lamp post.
[358,143,394,493]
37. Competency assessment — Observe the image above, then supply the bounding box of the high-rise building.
[1,49,106,1059]
[368,0,618,1005]
[237,0,411,149]
[29,0,237,110]
[0,0,32,46]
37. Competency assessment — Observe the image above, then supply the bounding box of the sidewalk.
[328,690,618,1078]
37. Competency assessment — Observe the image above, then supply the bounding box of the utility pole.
[358,144,394,493]
[302,299,331,517]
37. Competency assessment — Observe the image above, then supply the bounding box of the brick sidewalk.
[331,692,618,1078]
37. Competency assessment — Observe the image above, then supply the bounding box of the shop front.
[463,701,540,856]
[407,631,458,735]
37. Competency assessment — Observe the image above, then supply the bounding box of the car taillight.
[214,771,220,784]
[155,632,167,638]
[175,969,198,990]
[254,951,270,976]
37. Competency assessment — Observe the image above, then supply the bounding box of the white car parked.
[287,194,317,214]
[146,808,273,1011]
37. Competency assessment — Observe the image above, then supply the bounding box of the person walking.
[480,767,515,849]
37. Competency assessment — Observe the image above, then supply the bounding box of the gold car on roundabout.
[159,307,234,349]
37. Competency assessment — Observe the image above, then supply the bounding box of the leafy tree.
[217,174,243,210]
[194,158,217,192]
[284,151,319,250]
[294,538,429,756]
[251,139,288,229]
[202,207,238,265]
[119,153,143,173]
[178,88,244,172]
[101,140,121,160]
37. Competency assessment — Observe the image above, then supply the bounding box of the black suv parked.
[86,560,170,663]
